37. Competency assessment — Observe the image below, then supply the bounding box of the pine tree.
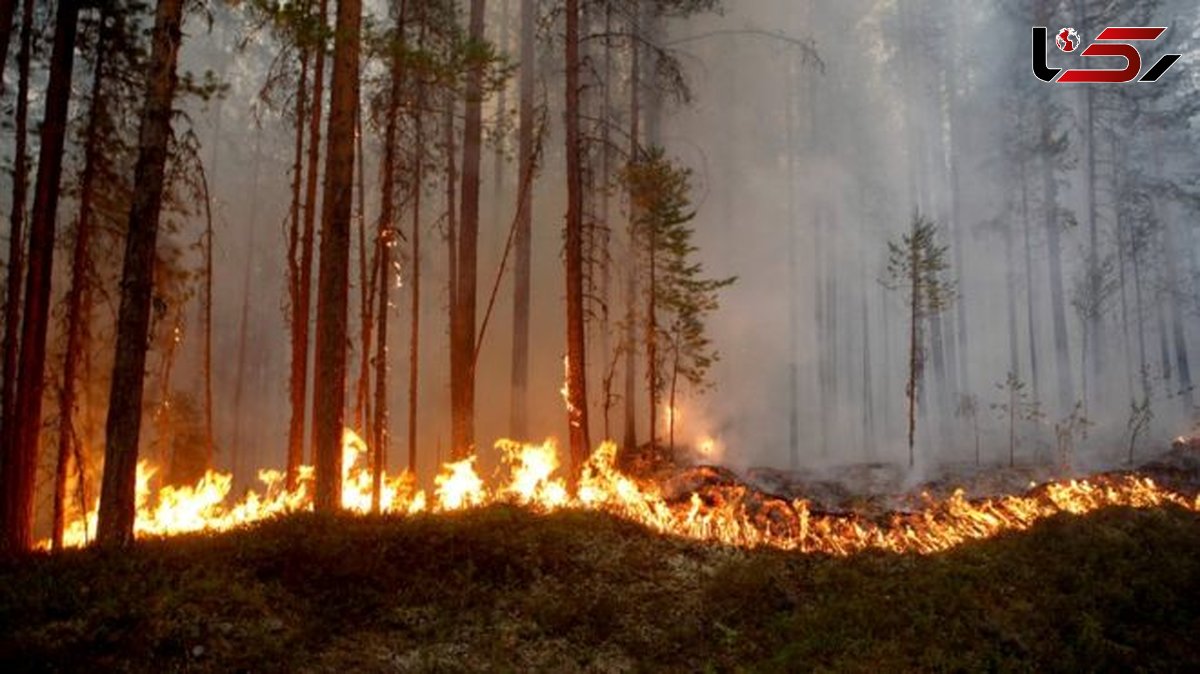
[884,212,956,468]
[311,0,363,512]
[623,148,733,458]
[97,0,187,548]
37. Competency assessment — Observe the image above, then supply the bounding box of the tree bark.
[4,0,80,552]
[311,0,361,512]
[54,8,110,550]
[621,9,641,454]
[0,0,33,538]
[285,23,311,491]
[1020,157,1040,404]
[374,6,405,511]
[200,164,215,470]
[1040,107,1073,413]
[509,0,534,439]
[355,107,372,436]
[564,0,590,470]
[407,9,428,476]
[297,0,329,475]
[96,0,185,548]
[907,229,920,468]
[452,0,486,459]
[231,131,262,482]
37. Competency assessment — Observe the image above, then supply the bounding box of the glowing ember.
[48,430,1200,554]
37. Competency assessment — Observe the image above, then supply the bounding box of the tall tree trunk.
[1004,197,1020,380]
[299,0,329,468]
[646,212,657,452]
[285,26,311,491]
[444,99,457,440]
[492,0,509,211]
[311,0,361,512]
[621,9,641,454]
[54,10,110,549]
[96,0,185,548]
[564,0,590,469]
[4,0,80,552]
[200,164,215,470]
[452,0,486,459]
[407,8,427,476]
[1020,158,1040,404]
[907,232,920,468]
[1041,108,1073,413]
[231,133,262,482]
[0,0,32,531]
[355,106,372,437]
[407,104,424,477]
[598,3,613,441]
[510,0,534,439]
[373,7,404,511]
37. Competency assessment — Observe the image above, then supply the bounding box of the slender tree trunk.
[452,0,486,459]
[1009,385,1016,468]
[1004,195,1020,382]
[0,0,33,529]
[510,0,534,439]
[96,0,185,548]
[406,189,421,476]
[54,11,110,549]
[646,215,657,452]
[355,106,372,438]
[1113,135,1134,402]
[4,0,80,552]
[311,0,361,512]
[492,0,509,210]
[907,237,919,468]
[373,7,405,511]
[200,165,215,470]
[1151,129,1193,409]
[231,131,263,479]
[1131,233,1149,398]
[300,0,329,466]
[564,0,590,469]
[1020,158,1040,403]
[285,28,311,491]
[1041,108,1073,413]
[598,3,614,441]
[407,9,427,476]
[621,11,641,453]
[668,349,678,455]
[444,99,458,439]
[1084,88,1102,400]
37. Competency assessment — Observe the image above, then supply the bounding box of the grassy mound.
[1,504,1198,672]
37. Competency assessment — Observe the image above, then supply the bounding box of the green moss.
[0,505,1197,672]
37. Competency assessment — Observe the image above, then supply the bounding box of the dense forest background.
[2,0,1200,548]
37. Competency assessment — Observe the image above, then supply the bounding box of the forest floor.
[2,498,1199,672]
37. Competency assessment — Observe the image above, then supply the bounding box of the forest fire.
[48,430,1200,554]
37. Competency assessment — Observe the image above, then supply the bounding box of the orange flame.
[49,430,1200,554]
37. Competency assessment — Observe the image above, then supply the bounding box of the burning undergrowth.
[4,501,1200,671]
[46,430,1200,556]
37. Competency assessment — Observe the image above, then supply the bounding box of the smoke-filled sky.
[155,0,1200,481]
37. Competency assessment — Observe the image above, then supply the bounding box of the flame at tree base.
[51,430,1200,554]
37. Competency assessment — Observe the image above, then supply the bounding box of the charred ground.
[1,500,1198,672]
